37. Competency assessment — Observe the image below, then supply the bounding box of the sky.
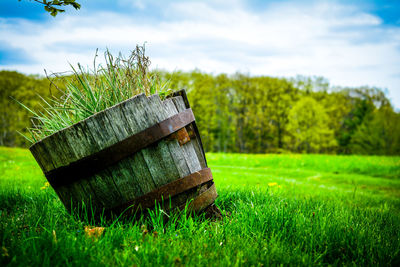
[1,0,400,109]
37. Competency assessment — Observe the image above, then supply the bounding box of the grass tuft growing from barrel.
[17,45,170,143]
[1,147,399,266]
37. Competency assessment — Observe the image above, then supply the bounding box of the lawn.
[1,147,399,266]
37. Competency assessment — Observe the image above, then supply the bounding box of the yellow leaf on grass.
[84,226,105,239]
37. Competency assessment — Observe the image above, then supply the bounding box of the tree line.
[161,71,400,155]
[1,70,399,155]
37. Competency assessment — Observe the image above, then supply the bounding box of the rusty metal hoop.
[109,168,217,214]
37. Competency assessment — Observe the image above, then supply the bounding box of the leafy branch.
[19,0,81,17]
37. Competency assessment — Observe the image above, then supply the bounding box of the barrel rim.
[29,92,149,150]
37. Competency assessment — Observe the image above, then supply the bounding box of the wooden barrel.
[30,90,218,217]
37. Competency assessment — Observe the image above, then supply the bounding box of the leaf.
[84,226,105,240]
[50,9,58,17]
[71,2,81,9]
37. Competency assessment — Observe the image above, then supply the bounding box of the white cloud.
[0,0,400,108]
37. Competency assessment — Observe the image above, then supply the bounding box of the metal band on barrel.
[110,167,214,213]
[45,108,195,188]
[186,183,218,212]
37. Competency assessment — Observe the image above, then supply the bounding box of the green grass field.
[1,147,399,266]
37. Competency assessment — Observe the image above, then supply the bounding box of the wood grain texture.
[30,92,212,215]
[171,96,210,196]
[167,89,207,169]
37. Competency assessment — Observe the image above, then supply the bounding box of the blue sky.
[1,0,400,108]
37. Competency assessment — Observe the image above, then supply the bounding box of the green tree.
[0,71,63,147]
[230,73,259,153]
[229,75,297,153]
[335,87,388,153]
[291,75,329,94]
[263,77,298,151]
[350,105,400,155]
[285,96,337,153]
[185,71,217,152]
